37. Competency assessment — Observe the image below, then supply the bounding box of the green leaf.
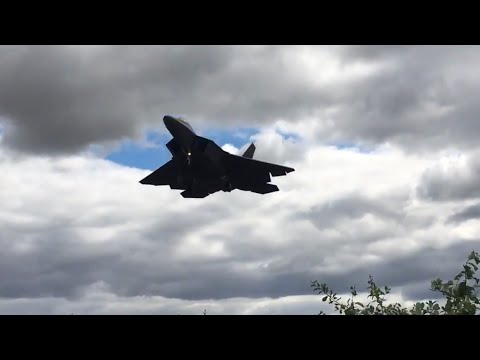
[468,251,479,263]
[311,251,480,316]
[464,302,476,315]
[445,301,453,312]
[464,265,475,278]
[458,282,467,297]
[415,302,425,310]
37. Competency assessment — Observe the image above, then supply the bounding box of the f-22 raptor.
[139,115,295,198]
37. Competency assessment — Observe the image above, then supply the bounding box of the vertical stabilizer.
[242,143,255,158]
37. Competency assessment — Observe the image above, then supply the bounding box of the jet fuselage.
[163,115,231,191]
[163,115,196,154]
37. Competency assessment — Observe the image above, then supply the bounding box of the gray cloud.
[3,213,473,303]
[5,46,480,155]
[417,152,480,202]
[0,45,232,153]
[447,202,480,224]
[0,290,331,315]
[306,240,480,302]
[0,46,141,153]
[0,198,234,300]
[0,155,458,304]
[0,45,331,154]
[300,193,407,229]
[308,46,480,153]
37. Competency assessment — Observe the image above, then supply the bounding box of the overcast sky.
[1,45,480,314]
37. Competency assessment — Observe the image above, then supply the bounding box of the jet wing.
[139,160,180,186]
[228,154,295,177]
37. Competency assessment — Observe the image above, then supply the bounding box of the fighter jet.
[139,115,295,198]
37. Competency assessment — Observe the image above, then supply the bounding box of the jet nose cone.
[163,115,178,134]
[163,115,176,126]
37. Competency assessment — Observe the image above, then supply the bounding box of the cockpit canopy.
[176,117,195,133]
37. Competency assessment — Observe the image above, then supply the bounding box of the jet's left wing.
[139,160,180,186]
[228,154,295,177]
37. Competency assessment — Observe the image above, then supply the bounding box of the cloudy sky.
[1,45,480,314]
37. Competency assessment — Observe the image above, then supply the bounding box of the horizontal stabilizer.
[249,183,279,194]
[242,143,256,159]
[170,183,185,190]
[181,190,210,198]
[269,167,294,177]
[228,154,295,178]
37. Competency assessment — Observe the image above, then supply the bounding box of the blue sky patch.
[106,132,171,170]
[330,141,374,153]
[276,129,301,143]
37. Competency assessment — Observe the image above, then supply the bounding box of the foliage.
[311,251,480,315]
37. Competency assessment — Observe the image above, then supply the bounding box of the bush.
[311,251,480,315]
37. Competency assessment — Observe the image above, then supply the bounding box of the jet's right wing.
[139,160,180,187]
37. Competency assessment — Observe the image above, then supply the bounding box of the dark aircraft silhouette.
[139,115,295,198]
